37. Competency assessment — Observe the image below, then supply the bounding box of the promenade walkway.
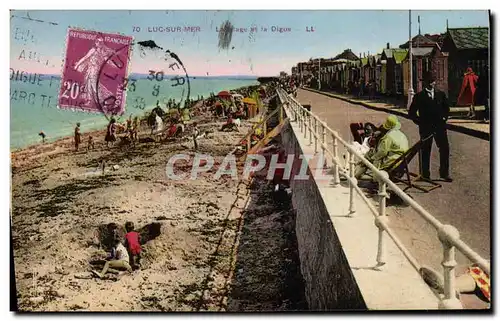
[294,88,490,309]
[303,88,490,140]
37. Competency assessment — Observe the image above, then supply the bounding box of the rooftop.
[410,47,434,57]
[399,33,444,49]
[447,27,489,50]
[392,49,408,63]
[333,49,360,61]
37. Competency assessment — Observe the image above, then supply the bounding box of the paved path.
[304,88,490,140]
[295,89,490,309]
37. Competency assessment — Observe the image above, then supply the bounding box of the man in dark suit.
[409,73,452,182]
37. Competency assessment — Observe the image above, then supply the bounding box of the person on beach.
[166,122,178,139]
[105,118,117,148]
[126,115,132,133]
[153,101,165,118]
[221,114,237,132]
[148,110,157,136]
[215,102,223,117]
[124,222,142,270]
[192,122,201,150]
[38,131,46,143]
[153,112,164,139]
[87,136,95,151]
[92,238,133,279]
[74,123,81,151]
[132,116,139,142]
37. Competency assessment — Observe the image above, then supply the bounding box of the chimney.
[386,42,390,49]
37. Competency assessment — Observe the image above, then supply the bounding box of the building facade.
[441,27,489,105]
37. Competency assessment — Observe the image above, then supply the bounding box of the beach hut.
[384,49,408,96]
[441,27,488,105]
[242,97,258,118]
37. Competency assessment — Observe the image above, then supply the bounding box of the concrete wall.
[280,122,367,310]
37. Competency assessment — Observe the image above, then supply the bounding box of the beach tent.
[242,98,257,105]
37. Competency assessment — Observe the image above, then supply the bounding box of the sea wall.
[280,121,366,310]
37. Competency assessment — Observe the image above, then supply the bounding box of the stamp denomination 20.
[58,28,133,115]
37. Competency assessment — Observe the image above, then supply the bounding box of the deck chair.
[383,135,442,193]
[350,122,364,144]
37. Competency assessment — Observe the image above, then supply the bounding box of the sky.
[10,10,490,77]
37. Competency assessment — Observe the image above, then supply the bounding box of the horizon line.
[14,72,272,78]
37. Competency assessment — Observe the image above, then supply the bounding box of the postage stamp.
[58,28,133,115]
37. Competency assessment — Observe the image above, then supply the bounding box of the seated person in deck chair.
[221,114,238,132]
[354,115,409,180]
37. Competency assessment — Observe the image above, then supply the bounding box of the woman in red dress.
[457,67,479,119]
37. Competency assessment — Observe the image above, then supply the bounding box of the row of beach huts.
[290,26,489,105]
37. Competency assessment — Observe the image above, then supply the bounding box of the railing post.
[289,103,296,122]
[314,118,318,153]
[438,225,463,309]
[308,115,312,145]
[332,133,340,186]
[297,104,302,131]
[304,112,308,139]
[321,123,326,162]
[348,151,357,216]
[374,170,389,269]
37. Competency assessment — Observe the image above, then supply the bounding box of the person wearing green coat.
[355,115,409,179]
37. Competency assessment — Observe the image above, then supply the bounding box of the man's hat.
[421,72,436,84]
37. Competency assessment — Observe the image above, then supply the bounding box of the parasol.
[217,91,232,98]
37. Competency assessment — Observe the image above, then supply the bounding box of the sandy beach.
[10,101,306,311]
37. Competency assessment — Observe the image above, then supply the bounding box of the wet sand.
[11,104,306,311]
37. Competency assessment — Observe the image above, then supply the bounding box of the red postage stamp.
[58,28,133,115]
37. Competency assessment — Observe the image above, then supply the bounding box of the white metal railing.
[276,88,490,310]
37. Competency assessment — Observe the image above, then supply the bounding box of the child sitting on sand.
[92,238,132,279]
[87,136,95,151]
[124,222,142,270]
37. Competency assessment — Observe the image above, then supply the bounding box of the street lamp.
[407,9,415,110]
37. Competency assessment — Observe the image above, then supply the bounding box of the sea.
[10,74,259,150]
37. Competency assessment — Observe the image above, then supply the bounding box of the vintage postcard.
[9,9,490,312]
